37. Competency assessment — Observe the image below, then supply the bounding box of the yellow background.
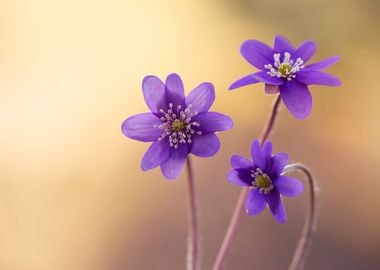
[0,0,379,269]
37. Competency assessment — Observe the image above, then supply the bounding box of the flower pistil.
[251,168,274,194]
[265,52,305,80]
[154,103,202,149]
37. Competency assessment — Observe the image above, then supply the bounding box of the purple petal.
[231,155,252,169]
[229,74,259,90]
[185,82,215,113]
[190,133,220,157]
[306,56,340,70]
[265,84,280,94]
[165,73,185,106]
[240,40,274,70]
[265,190,287,224]
[261,141,272,161]
[261,141,272,171]
[193,112,233,134]
[235,168,253,184]
[142,75,167,113]
[160,144,189,179]
[246,189,267,216]
[275,176,304,197]
[227,170,251,187]
[270,153,289,177]
[296,70,341,86]
[294,40,317,63]
[251,71,283,85]
[280,81,312,120]
[250,139,265,169]
[273,35,294,54]
[141,140,172,171]
[121,113,162,142]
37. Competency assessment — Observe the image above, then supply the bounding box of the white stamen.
[265,52,305,81]
[154,103,201,149]
[251,168,274,195]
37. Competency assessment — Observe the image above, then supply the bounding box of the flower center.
[265,52,304,81]
[154,103,202,149]
[278,63,292,76]
[171,119,186,132]
[251,168,274,194]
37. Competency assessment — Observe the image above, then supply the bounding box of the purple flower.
[227,139,303,223]
[229,35,341,119]
[122,73,233,180]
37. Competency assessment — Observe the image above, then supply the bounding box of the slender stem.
[212,187,249,270]
[260,95,282,143]
[213,95,282,270]
[284,163,318,270]
[186,157,200,270]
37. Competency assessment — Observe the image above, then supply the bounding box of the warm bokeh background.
[0,0,379,269]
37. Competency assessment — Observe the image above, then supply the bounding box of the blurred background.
[0,0,379,269]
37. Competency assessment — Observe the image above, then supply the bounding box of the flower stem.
[260,95,282,143]
[213,95,282,270]
[284,163,318,270]
[186,157,200,270]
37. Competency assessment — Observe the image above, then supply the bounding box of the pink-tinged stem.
[213,95,282,270]
[186,157,200,270]
[284,163,318,270]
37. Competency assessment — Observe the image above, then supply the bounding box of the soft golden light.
[0,0,379,269]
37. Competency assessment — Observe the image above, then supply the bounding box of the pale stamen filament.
[153,103,202,149]
[265,52,305,81]
[251,168,274,194]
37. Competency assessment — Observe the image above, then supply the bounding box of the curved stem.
[186,157,200,270]
[284,163,318,270]
[213,95,281,270]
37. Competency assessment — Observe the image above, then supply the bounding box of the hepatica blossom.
[227,139,303,223]
[122,73,233,179]
[229,35,341,119]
